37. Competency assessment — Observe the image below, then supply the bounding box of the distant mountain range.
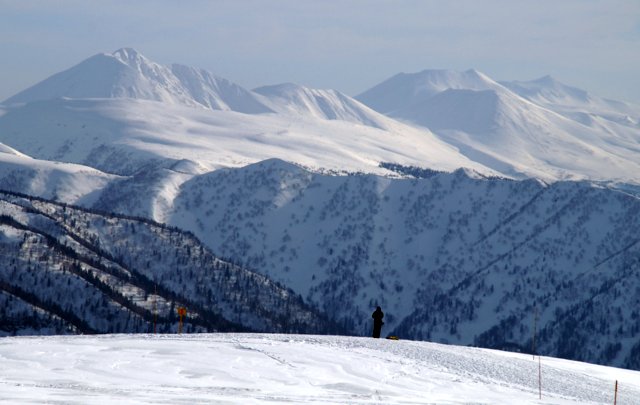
[356,69,640,182]
[1,48,640,370]
[2,48,639,183]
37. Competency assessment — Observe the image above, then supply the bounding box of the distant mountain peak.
[532,74,557,84]
[0,142,29,158]
[110,48,156,72]
[355,68,502,115]
[500,75,592,105]
[3,48,273,114]
[254,82,389,129]
[112,47,142,59]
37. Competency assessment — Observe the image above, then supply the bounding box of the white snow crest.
[0,334,637,404]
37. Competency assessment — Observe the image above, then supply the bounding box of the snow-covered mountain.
[254,82,390,129]
[1,47,421,131]
[3,49,640,184]
[3,334,639,404]
[3,48,640,372]
[501,75,640,126]
[0,190,338,336]
[0,48,492,178]
[356,69,500,115]
[4,147,640,369]
[83,158,640,369]
[357,69,640,183]
[3,48,273,114]
[0,97,490,177]
[0,143,118,204]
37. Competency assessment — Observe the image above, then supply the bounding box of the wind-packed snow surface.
[1,333,638,404]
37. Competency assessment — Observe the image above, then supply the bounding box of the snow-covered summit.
[254,82,389,129]
[2,49,640,184]
[355,68,502,114]
[0,95,490,177]
[0,142,28,158]
[356,68,640,183]
[170,64,273,113]
[111,47,150,68]
[501,75,592,105]
[501,75,640,126]
[3,48,273,114]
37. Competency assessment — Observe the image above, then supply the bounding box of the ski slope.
[1,334,638,404]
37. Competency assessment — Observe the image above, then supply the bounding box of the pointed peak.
[246,158,307,174]
[465,68,498,83]
[532,75,559,85]
[0,142,30,158]
[112,47,142,57]
[452,167,485,180]
[111,48,149,66]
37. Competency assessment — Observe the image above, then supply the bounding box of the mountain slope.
[1,49,492,178]
[0,97,492,176]
[356,69,500,114]
[3,48,273,114]
[2,157,640,369]
[3,334,640,404]
[254,82,390,129]
[0,190,340,336]
[501,75,640,126]
[0,143,118,205]
[357,69,640,183]
[4,50,640,184]
[86,158,640,369]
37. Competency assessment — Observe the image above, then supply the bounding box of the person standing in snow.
[372,306,384,338]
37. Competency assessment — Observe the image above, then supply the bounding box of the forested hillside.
[0,191,339,336]
[93,159,640,369]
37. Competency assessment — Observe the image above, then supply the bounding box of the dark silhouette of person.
[372,306,384,338]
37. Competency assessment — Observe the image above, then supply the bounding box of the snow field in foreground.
[0,334,638,404]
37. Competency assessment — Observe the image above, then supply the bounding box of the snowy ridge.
[3,49,640,183]
[0,146,118,204]
[0,97,490,176]
[254,82,390,129]
[1,334,639,404]
[1,154,639,369]
[0,142,28,157]
[501,75,640,122]
[2,49,640,375]
[3,48,273,113]
[85,159,640,370]
[357,68,640,183]
[356,68,501,114]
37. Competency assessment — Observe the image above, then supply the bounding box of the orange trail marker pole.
[177,307,186,334]
[614,380,618,405]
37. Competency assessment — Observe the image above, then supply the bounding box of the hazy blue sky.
[1,0,639,102]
